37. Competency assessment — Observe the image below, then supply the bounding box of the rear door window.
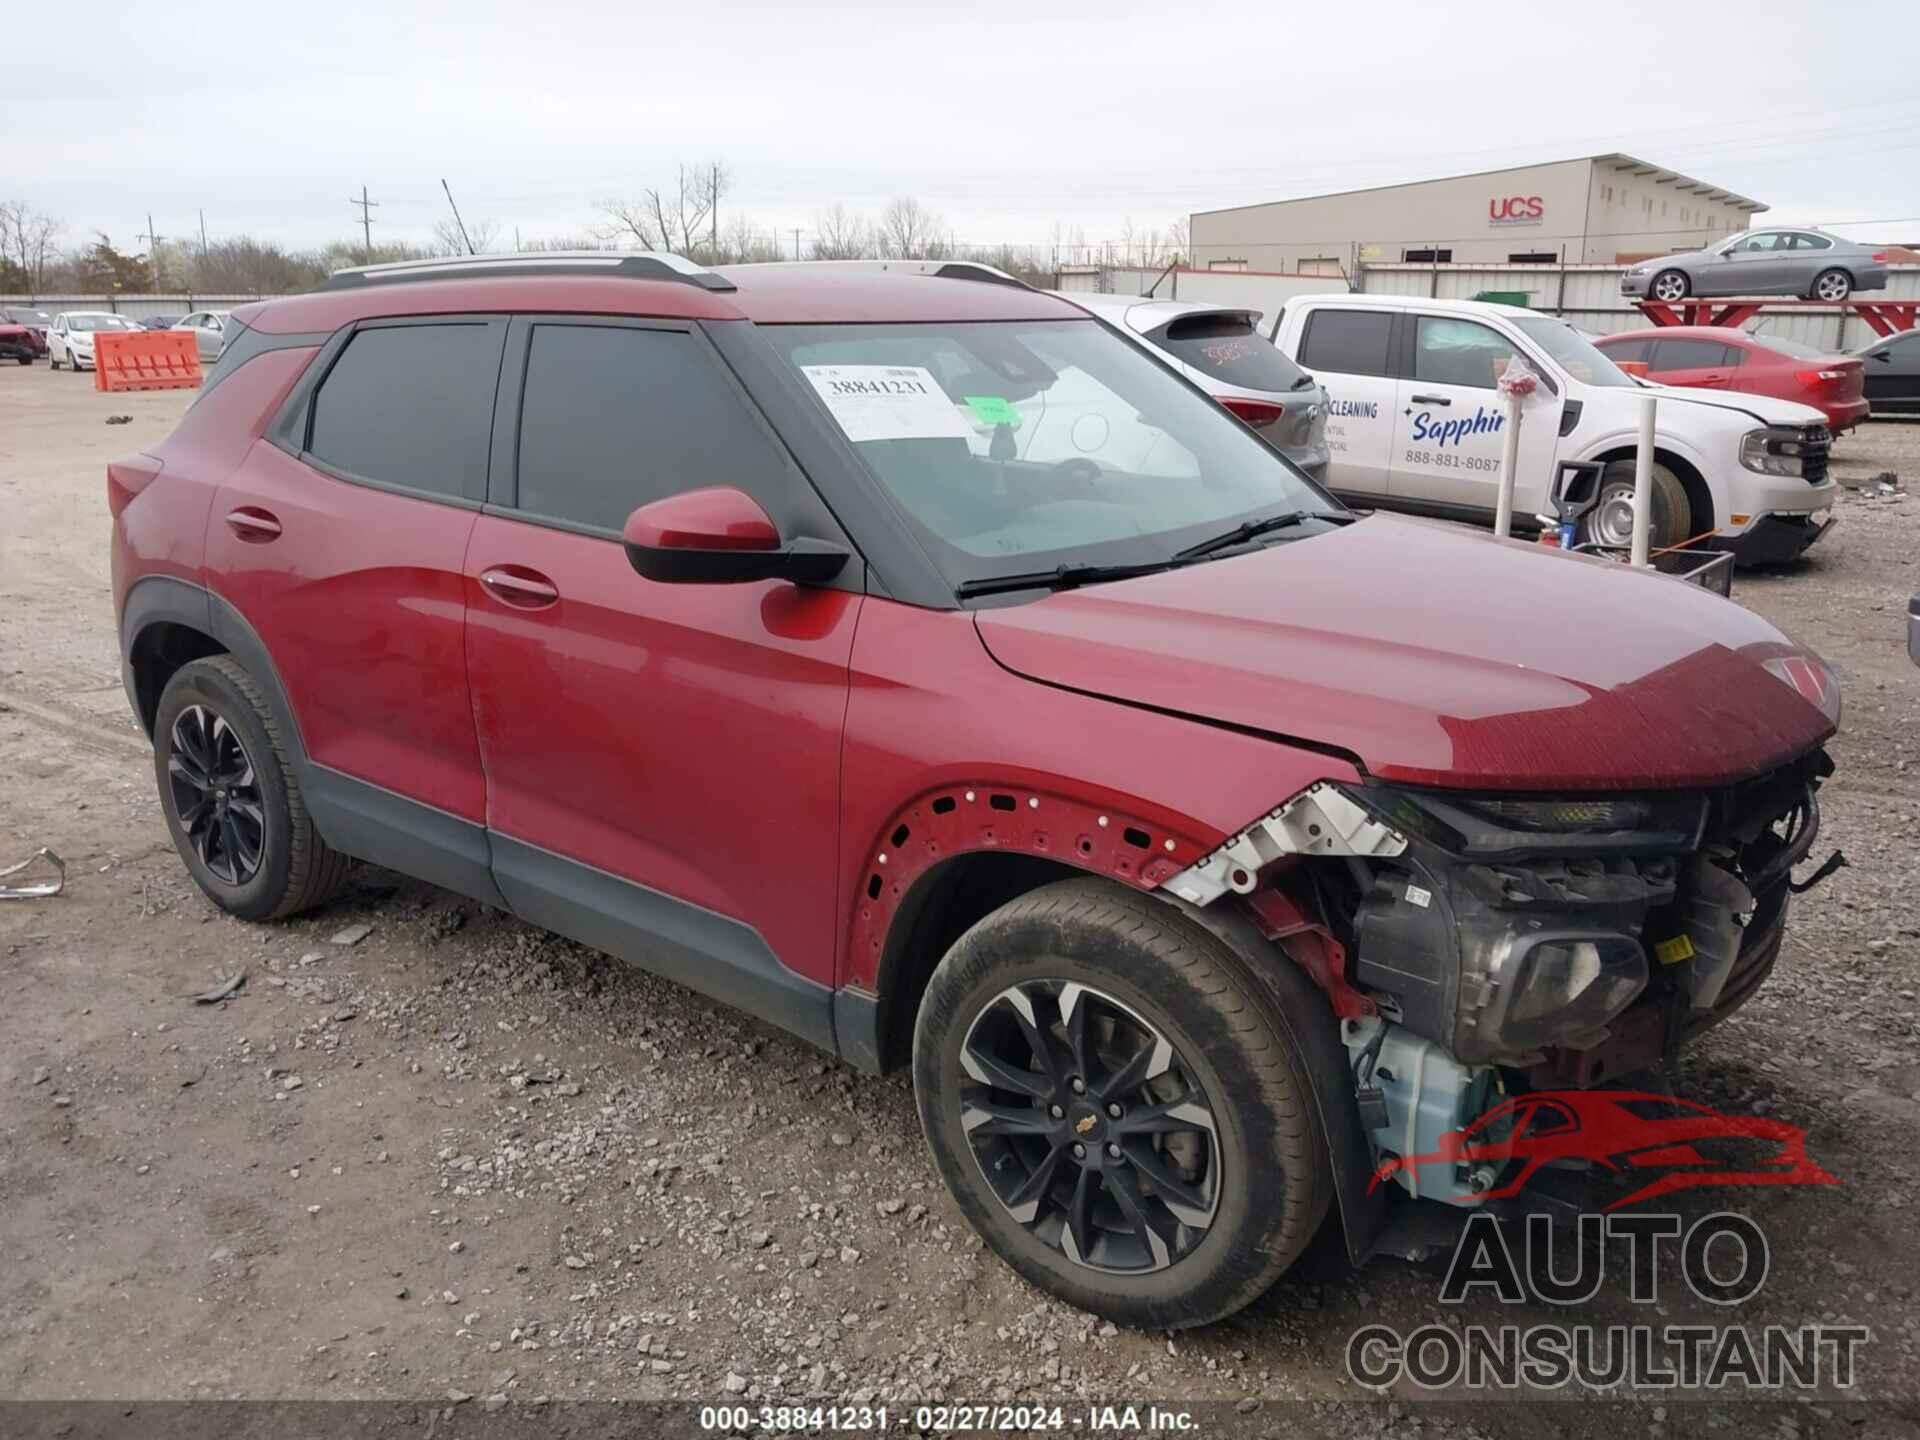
[1602,337,1654,364]
[1298,310,1394,377]
[1651,338,1737,370]
[1147,313,1312,393]
[512,321,793,534]
[307,321,505,500]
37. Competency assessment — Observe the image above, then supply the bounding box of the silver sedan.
[1621,228,1888,303]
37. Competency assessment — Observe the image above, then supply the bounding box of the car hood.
[1639,382,1829,429]
[974,515,1835,791]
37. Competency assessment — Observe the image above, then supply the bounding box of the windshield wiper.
[1172,509,1355,562]
[954,559,1177,600]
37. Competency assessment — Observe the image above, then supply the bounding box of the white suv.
[1271,293,1837,564]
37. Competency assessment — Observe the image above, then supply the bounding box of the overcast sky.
[9,0,1920,258]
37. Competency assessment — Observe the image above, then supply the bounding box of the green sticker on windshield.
[964,395,1021,428]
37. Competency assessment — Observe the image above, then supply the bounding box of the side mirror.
[1872,351,1893,363]
[622,486,849,586]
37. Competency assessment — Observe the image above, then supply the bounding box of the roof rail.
[720,258,1032,291]
[317,250,736,293]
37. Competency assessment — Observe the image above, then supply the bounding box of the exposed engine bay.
[1169,748,1838,1208]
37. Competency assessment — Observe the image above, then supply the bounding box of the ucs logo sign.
[1489,195,1545,225]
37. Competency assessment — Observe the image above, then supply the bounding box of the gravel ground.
[2,368,1917,1435]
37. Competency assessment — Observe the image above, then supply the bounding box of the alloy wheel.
[958,979,1220,1274]
[1814,270,1851,302]
[167,704,265,885]
[1651,271,1688,302]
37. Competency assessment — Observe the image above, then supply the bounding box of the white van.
[1271,293,1837,564]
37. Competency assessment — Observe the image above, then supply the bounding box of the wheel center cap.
[1067,1103,1103,1141]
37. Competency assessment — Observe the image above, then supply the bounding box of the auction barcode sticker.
[801,365,971,443]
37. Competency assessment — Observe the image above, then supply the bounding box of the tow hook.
[1790,849,1848,894]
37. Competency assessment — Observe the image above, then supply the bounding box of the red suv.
[111,253,1841,1329]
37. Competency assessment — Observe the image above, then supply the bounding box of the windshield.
[69,314,136,332]
[1747,332,1829,360]
[1511,315,1637,387]
[6,310,50,324]
[766,319,1342,592]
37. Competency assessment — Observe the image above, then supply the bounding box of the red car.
[1594,325,1870,433]
[1369,1091,1837,1210]
[0,307,50,364]
[112,253,1841,1330]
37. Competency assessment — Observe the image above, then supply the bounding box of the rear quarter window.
[1148,314,1311,393]
[1297,310,1394,378]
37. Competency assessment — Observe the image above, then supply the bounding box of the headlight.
[1763,653,1842,727]
[1356,784,1705,859]
[1741,426,1814,477]
[1478,933,1648,1052]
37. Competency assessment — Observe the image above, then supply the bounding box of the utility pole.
[791,228,802,260]
[440,178,476,255]
[710,166,718,259]
[198,209,209,262]
[348,186,379,264]
[138,213,166,289]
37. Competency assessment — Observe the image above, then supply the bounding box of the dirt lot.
[3,365,1918,1434]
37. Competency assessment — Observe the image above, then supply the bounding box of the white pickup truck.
[1270,292,1837,564]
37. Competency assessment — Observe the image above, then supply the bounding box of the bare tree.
[0,200,63,292]
[189,236,327,294]
[598,161,730,258]
[876,196,951,260]
[428,216,500,257]
[810,203,872,260]
[1164,216,1191,266]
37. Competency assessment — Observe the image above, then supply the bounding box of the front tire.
[912,879,1330,1329]
[1650,269,1691,302]
[1578,459,1692,552]
[49,349,61,370]
[153,656,351,921]
[1812,268,1852,302]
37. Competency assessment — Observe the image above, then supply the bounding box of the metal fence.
[1354,263,1920,351]
[0,294,264,322]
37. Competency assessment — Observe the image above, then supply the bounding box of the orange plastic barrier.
[1614,360,1650,378]
[94,330,202,392]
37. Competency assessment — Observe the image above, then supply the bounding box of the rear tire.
[1811,268,1852,302]
[153,656,351,922]
[1579,459,1692,552]
[912,878,1330,1329]
[1650,269,1691,302]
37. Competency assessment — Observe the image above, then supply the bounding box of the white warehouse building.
[1188,154,1766,274]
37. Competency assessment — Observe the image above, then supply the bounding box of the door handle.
[479,566,560,610]
[224,506,281,542]
[1410,394,1453,406]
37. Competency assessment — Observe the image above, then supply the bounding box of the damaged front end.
[1166,748,1837,1211]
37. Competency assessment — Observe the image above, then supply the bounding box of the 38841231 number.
[697,1404,891,1432]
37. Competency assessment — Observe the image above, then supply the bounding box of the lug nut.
[1071,1142,1086,1159]
[1070,1077,1086,1094]
[1049,1104,1064,1119]
[1106,1102,1122,1118]
[1106,1143,1122,1160]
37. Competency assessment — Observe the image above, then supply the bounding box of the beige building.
[1189,154,1765,273]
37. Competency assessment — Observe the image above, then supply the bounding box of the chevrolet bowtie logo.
[1074,1114,1097,1135]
